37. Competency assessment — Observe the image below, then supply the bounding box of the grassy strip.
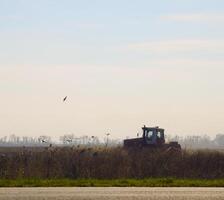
[0,178,223,187]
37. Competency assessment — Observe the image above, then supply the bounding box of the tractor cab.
[142,125,165,146]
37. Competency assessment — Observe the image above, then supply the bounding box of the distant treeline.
[0,147,223,179]
[0,133,223,149]
[169,134,224,149]
[0,134,120,147]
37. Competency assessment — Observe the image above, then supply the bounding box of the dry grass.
[0,146,223,179]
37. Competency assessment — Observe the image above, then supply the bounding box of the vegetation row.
[0,147,223,179]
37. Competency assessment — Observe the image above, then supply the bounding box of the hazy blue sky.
[1,0,224,139]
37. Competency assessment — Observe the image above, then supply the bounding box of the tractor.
[123,125,181,151]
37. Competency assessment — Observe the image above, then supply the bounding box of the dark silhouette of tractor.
[124,125,181,150]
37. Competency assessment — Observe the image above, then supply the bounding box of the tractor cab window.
[145,130,153,141]
[157,131,162,138]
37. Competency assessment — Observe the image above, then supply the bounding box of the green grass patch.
[0,178,223,187]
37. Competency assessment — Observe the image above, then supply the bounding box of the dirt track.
[0,187,224,200]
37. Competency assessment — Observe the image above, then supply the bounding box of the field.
[0,146,223,186]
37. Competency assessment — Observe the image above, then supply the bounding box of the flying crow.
[63,96,67,102]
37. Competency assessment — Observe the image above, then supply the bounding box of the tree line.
[0,133,223,149]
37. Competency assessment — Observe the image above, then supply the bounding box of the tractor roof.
[142,126,164,132]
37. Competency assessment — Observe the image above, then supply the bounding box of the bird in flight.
[63,96,67,102]
[66,138,72,143]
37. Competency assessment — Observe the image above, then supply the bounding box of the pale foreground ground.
[0,187,224,200]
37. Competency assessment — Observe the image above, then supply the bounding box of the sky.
[1,0,224,140]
